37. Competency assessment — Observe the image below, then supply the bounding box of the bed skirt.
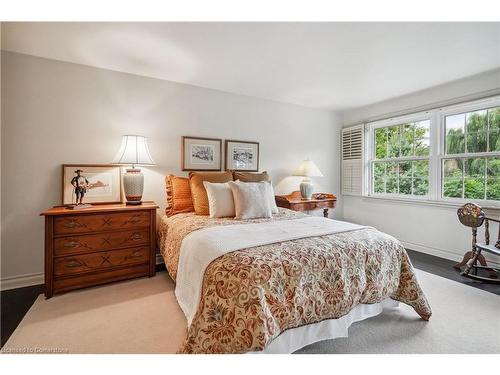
[256,299,399,354]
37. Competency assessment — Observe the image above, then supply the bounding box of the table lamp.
[112,135,155,205]
[293,159,323,200]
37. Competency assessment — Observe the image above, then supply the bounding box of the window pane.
[445,113,465,154]
[486,178,500,201]
[466,109,487,132]
[443,179,463,198]
[487,156,500,177]
[375,128,387,159]
[386,162,398,177]
[399,178,412,195]
[443,158,463,178]
[489,130,500,152]
[399,161,412,178]
[443,158,463,198]
[488,107,500,131]
[400,123,414,157]
[414,120,430,156]
[387,126,400,158]
[464,158,485,178]
[413,160,429,179]
[374,177,385,193]
[486,157,500,201]
[374,162,385,178]
[464,177,485,199]
[466,131,487,153]
[413,178,428,196]
[386,178,398,193]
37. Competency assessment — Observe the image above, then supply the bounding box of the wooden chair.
[454,203,500,283]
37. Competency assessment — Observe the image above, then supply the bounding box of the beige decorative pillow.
[189,171,233,215]
[232,171,270,182]
[203,181,235,218]
[228,181,272,220]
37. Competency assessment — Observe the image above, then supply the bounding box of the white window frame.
[367,111,434,200]
[364,95,500,208]
[438,96,500,207]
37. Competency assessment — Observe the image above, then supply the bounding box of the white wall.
[343,69,500,264]
[0,51,343,288]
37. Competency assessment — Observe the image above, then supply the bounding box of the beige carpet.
[3,270,499,354]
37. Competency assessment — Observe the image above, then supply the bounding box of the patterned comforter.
[159,208,432,354]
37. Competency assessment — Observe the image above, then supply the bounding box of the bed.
[159,208,431,354]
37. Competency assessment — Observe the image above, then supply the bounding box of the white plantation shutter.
[342,125,364,196]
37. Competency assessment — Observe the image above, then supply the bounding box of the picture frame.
[182,136,222,171]
[62,164,122,205]
[225,140,260,172]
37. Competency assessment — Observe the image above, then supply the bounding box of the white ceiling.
[2,22,499,110]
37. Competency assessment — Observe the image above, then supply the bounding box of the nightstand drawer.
[54,246,150,276]
[54,210,150,235]
[54,229,150,256]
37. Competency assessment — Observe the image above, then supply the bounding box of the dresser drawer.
[54,229,150,256]
[54,246,150,276]
[54,210,150,235]
[54,264,150,294]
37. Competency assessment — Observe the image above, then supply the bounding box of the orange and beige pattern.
[159,209,432,354]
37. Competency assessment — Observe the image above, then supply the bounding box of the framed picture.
[225,140,259,172]
[182,136,222,171]
[62,164,122,205]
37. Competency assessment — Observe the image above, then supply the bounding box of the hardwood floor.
[1,284,44,347]
[1,251,498,348]
[406,249,499,295]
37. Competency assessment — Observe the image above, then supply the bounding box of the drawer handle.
[65,260,82,268]
[64,241,80,248]
[127,250,144,259]
[64,220,79,228]
[129,218,142,224]
[130,233,143,240]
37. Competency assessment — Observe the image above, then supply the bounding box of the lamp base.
[125,201,143,206]
[299,178,314,200]
[123,168,144,205]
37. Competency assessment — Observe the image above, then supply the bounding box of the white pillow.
[235,179,279,214]
[203,181,235,218]
[266,182,279,214]
[228,181,272,220]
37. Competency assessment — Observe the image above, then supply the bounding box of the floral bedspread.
[159,208,432,354]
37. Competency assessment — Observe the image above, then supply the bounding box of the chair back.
[457,203,485,228]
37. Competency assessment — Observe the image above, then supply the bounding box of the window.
[442,105,500,201]
[371,119,430,197]
[365,96,500,206]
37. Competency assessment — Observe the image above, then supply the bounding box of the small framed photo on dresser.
[225,140,259,171]
[62,164,122,206]
[182,136,222,171]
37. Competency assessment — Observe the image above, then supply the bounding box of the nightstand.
[40,201,158,298]
[275,191,336,218]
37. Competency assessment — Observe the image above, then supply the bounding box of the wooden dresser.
[41,202,158,298]
[275,191,337,217]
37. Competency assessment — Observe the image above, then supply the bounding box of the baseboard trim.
[402,240,500,268]
[0,272,44,291]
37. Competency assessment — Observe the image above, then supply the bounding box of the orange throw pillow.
[189,171,233,215]
[232,170,270,182]
[165,175,194,217]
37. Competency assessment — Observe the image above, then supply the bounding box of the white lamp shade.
[293,159,323,177]
[112,135,155,166]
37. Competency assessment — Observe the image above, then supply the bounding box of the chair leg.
[454,251,472,270]
[462,249,482,276]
